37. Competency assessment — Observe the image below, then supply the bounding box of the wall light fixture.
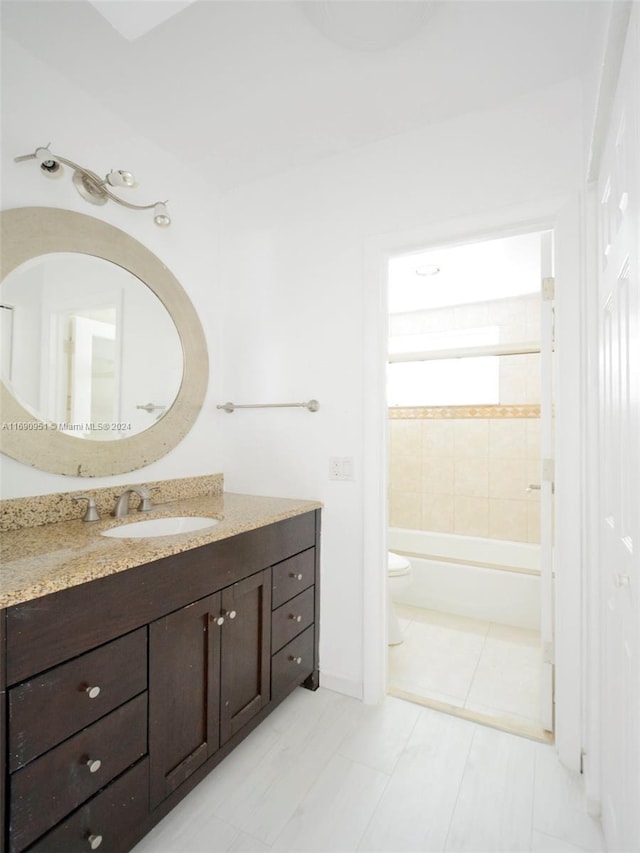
[14,144,171,227]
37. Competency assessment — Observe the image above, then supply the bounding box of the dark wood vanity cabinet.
[1,509,320,853]
[149,570,272,809]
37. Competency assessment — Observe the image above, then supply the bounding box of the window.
[388,357,499,407]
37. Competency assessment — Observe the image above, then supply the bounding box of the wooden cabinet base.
[28,759,149,853]
[1,509,321,853]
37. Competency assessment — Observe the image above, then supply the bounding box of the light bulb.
[34,146,63,178]
[106,169,136,187]
[153,202,171,227]
[40,159,63,179]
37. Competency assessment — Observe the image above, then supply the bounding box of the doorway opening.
[385,229,554,743]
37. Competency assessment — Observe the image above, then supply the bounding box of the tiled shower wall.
[389,407,541,543]
[388,295,541,545]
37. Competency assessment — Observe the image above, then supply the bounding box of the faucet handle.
[72,494,101,522]
[135,486,153,512]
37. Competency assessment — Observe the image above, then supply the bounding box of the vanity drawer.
[27,758,149,853]
[271,587,315,654]
[10,693,147,852]
[8,627,147,771]
[271,626,315,702]
[271,548,315,609]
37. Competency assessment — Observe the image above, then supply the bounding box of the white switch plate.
[329,457,354,481]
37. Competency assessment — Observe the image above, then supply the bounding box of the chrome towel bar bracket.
[217,400,319,413]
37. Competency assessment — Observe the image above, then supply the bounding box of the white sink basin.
[102,516,220,539]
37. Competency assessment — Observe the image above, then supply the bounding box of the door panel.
[597,11,639,850]
[149,593,221,808]
[220,570,271,744]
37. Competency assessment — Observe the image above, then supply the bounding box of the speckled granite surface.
[0,473,224,531]
[0,491,322,608]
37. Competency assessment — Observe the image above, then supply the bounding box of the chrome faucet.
[112,486,153,518]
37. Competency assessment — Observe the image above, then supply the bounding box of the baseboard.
[319,672,363,700]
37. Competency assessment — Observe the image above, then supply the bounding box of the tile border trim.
[389,405,540,419]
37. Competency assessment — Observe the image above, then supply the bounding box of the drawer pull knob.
[290,573,303,581]
[215,615,225,626]
[289,655,302,665]
[86,758,102,773]
[289,614,302,622]
[87,834,103,849]
[222,609,237,620]
[86,685,101,699]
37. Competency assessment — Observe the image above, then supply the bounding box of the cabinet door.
[149,593,221,809]
[220,570,271,744]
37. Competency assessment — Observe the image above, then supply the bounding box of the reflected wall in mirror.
[2,253,183,440]
[0,207,208,476]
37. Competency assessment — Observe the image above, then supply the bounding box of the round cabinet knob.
[87,834,103,850]
[289,614,302,623]
[86,686,101,699]
[289,655,302,665]
[226,610,237,620]
[290,573,303,581]
[216,616,225,626]
[86,758,102,773]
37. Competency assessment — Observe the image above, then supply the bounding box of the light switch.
[329,457,354,481]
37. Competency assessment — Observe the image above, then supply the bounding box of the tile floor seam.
[462,627,490,708]
[532,829,594,853]
[336,749,397,780]
[390,606,545,739]
[208,738,283,824]
[438,722,478,853]
[268,751,391,853]
[337,700,424,778]
[351,758,396,853]
[216,732,341,846]
[130,690,599,853]
[233,825,275,852]
[272,704,370,844]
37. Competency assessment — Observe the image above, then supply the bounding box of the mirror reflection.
[1,253,183,440]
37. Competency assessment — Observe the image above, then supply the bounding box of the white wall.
[220,79,588,696]
[0,36,226,496]
[1,29,592,710]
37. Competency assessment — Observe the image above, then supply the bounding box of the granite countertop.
[0,492,322,609]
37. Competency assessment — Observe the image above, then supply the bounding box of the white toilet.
[387,551,412,646]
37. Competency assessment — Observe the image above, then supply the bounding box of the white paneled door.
[597,10,639,852]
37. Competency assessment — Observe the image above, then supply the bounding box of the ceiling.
[1,1,607,191]
[388,230,543,313]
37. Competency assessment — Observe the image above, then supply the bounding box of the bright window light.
[388,325,499,355]
[388,357,500,407]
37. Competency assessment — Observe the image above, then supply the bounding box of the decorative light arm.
[14,145,171,226]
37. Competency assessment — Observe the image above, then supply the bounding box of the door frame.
[362,195,586,772]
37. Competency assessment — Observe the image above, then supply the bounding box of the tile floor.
[388,604,547,741]
[131,686,604,853]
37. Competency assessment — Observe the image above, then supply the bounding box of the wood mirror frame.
[0,207,208,476]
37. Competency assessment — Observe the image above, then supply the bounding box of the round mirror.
[2,252,184,439]
[0,207,208,476]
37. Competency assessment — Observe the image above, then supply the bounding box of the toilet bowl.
[387,551,412,646]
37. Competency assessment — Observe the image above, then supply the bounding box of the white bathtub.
[388,528,540,631]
